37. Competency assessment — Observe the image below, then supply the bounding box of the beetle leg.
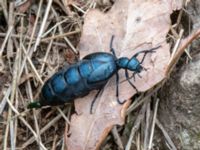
[115,72,126,104]
[90,89,102,114]
[125,69,139,93]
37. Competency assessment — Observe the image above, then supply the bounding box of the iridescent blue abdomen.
[39,52,117,106]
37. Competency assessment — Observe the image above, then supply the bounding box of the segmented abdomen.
[40,53,117,107]
[40,60,91,106]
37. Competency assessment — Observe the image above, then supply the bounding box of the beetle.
[28,36,161,113]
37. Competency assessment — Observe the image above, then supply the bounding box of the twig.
[40,28,56,74]
[41,18,69,38]
[125,103,147,150]
[55,0,71,15]
[21,44,43,84]
[111,126,124,150]
[3,4,18,149]
[51,134,58,150]
[136,132,140,150]
[0,86,11,115]
[166,28,200,75]
[25,65,43,150]
[0,32,30,39]
[22,109,68,148]
[0,33,69,48]
[18,0,44,82]
[71,3,86,14]
[167,29,184,66]
[34,0,53,52]
[41,30,81,42]
[126,83,164,115]
[126,94,144,115]
[3,109,31,123]
[14,89,19,150]
[56,107,70,124]
[156,119,177,150]
[6,2,14,59]
[148,98,160,150]
[61,137,65,150]
[0,30,80,42]
[144,101,151,150]
[0,0,8,21]
[0,26,13,57]
[51,7,78,54]
[6,97,47,150]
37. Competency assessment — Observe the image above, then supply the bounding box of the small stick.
[0,0,8,21]
[71,3,86,14]
[0,26,13,57]
[167,29,184,66]
[41,30,81,42]
[51,134,58,150]
[51,7,78,54]
[42,18,69,37]
[144,101,151,150]
[21,44,44,84]
[0,86,11,115]
[136,132,141,150]
[148,98,160,149]
[111,126,124,150]
[156,119,177,150]
[22,109,68,148]
[6,97,47,150]
[126,83,163,115]
[56,107,70,124]
[18,0,44,85]
[40,28,56,74]
[3,4,18,149]
[166,28,200,75]
[25,65,43,150]
[34,0,53,51]
[125,103,146,150]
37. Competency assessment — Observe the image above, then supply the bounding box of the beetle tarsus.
[117,97,126,104]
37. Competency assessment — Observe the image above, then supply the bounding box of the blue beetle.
[28,36,160,113]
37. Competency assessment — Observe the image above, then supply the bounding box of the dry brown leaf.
[65,0,183,149]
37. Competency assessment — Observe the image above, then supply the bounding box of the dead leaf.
[65,0,183,149]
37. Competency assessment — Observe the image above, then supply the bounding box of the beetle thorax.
[116,57,142,72]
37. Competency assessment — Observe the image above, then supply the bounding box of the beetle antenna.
[110,35,114,49]
[110,35,117,57]
[27,101,41,109]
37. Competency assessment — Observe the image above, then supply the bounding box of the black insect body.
[28,36,160,112]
